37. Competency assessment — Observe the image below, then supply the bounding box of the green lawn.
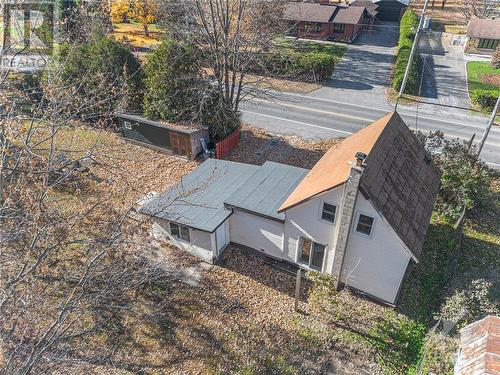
[467,61,500,92]
[466,61,500,111]
[274,38,346,62]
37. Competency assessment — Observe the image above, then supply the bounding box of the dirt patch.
[245,74,322,94]
[228,125,340,169]
[479,73,500,87]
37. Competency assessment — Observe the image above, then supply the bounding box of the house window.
[321,202,337,223]
[333,23,345,33]
[170,222,190,242]
[123,121,132,130]
[355,214,375,236]
[298,237,326,271]
[478,38,499,50]
[315,23,322,33]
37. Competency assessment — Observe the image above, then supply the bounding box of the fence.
[215,128,240,159]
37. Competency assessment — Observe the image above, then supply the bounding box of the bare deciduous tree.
[459,0,500,20]
[159,0,284,137]
[0,3,176,374]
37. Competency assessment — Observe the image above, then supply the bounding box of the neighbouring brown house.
[455,316,500,375]
[283,2,377,42]
[465,18,500,55]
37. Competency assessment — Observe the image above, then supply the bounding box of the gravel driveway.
[308,22,399,108]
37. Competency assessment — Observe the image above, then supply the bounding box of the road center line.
[241,110,354,135]
[248,98,374,123]
[242,109,499,147]
[256,91,494,132]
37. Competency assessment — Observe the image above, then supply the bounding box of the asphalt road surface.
[240,91,500,169]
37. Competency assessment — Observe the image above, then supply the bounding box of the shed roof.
[456,316,500,375]
[467,18,500,40]
[140,159,259,232]
[280,112,441,260]
[117,113,203,134]
[333,5,365,24]
[283,2,338,23]
[224,161,308,221]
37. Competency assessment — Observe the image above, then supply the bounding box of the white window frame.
[123,121,132,130]
[354,211,376,238]
[319,200,338,224]
[169,222,191,243]
[295,236,326,272]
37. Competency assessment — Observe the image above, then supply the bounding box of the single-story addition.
[140,112,441,305]
[283,2,377,42]
[465,18,500,55]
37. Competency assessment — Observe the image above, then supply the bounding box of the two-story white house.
[140,112,441,305]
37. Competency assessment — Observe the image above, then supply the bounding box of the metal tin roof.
[140,159,259,232]
[224,161,308,221]
[117,113,203,134]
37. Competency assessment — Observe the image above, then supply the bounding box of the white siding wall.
[215,220,230,256]
[154,218,215,263]
[283,187,343,270]
[229,209,284,259]
[339,192,411,304]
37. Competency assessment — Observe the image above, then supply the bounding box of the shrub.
[143,39,239,140]
[417,131,493,221]
[393,46,422,94]
[47,34,142,120]
[143,39,202,120]
[492,47,500,69]
[471,89,499,111]
[439,278,498,329]
[392,9,422,95]
[399,9,418,46]
[249,50,335,82]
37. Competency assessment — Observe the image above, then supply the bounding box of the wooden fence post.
[294,269,301,312]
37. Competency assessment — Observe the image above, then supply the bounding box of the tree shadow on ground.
[396,221,458,323]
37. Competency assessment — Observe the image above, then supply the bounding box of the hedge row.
[392,9,422,94]
[471,89,499,111]
[247,51,335,82]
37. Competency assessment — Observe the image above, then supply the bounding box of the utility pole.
[477,96,500,156]
[398,0,431,98]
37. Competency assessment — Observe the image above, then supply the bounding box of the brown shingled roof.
[350,0,379,16]
[359,112,441,260]
[456,316,500,375]
[279,112,441,260]
[332,5,365,24]
[283,2,337,23]
[279,112,391,213]
[467,18,500,40]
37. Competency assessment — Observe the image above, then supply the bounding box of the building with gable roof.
[140,112,441,305]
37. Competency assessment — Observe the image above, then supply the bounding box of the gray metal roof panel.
[224,161,309,220]
[140,159,259,232]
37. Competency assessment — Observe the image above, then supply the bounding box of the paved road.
[240,91,500,168]
[309,22,399,108]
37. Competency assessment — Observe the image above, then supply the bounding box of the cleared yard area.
[10,122,498,374]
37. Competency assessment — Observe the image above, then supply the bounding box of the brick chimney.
[331,153,366,289]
